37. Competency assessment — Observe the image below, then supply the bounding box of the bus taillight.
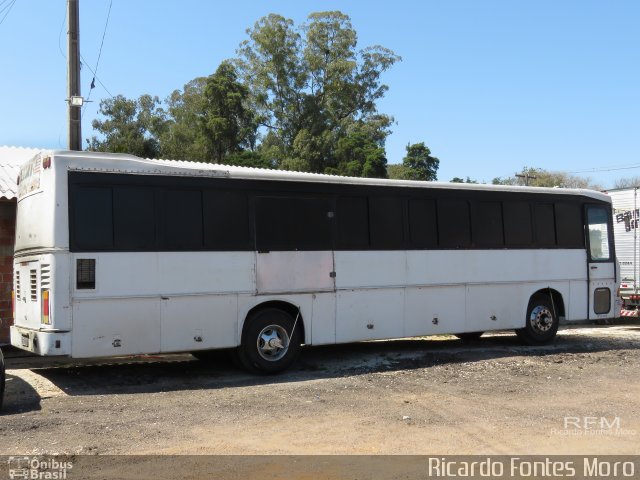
[11,290,15,320]
[42,289,50,325]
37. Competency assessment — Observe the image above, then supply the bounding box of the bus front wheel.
[516,294,559,345]
[236,308,302,374]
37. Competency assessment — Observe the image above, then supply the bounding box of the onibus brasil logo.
[8,457,73,480]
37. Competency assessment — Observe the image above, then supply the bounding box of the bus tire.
[236,308,302,374]
[516,294,559,345]
[454,332,483,342]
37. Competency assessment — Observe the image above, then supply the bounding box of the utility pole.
[67,0,82,151]
[515,172,537,186]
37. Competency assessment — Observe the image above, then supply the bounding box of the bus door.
[585,205,617,320]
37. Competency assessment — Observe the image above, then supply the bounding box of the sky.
[0,0,638,188]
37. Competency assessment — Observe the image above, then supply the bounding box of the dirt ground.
[1,324,639,456]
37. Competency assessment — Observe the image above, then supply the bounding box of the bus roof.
[40,149,610,203]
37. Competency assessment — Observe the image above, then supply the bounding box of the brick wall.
[0,199,16,344]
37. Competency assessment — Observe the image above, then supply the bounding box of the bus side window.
[73,186,113,250]
[438,199,471,249]
[555,202,584,248]
[504,202,533,247]
[113,186,156,250]
[203,191,251,250]
[369,197,404,249]
[255,196,332,251]
[161,189,203,249]
[335,196,369,249]
[534,204,556,247]
[472,201,504,248]
[408,198,437,248]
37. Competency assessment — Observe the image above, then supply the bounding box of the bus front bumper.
[10,326,71,356]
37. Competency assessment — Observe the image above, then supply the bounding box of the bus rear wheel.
[236,308,302,374]
[516,294,559,345]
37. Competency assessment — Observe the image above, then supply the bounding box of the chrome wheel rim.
[529,305,554,334]
[257,324,290,362]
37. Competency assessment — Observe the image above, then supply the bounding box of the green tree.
[387,164,409,179]
[235,11,400,176]
[159,78,209,162]
[401,142,439,181]
[90,66,261,165]
[235,14,304,148]
[87,94,165,158]
[331,127,387,178]
[159,66,258,164]
[88,11,400,177]
[450,176,478,184]
[200,62,258,163]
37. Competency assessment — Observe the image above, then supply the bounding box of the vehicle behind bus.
[609,187,640,312]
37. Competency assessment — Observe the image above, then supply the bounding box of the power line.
[0,0,17,27]
[80,55,113,98]
[0,0,15,14]
[567,163,640,174]
[85,0,113,108]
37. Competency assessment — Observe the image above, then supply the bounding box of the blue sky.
[1,0,638,188]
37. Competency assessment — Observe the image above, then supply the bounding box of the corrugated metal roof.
[0,146,41,200]
[53,149,609,202]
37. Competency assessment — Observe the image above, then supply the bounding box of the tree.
[87,94,165,158]
[88,11,401,177]
[235,14,304,148]
[200,62,258,162]
[331,127,387,178]
[387,164,409,179]
[450,176,478,184]
[613,176,640,189]
[235,11,400,176]
[492,167,601,190]
[159,66,258,164]
[159,78,209,162]
[401,143,439,181]
[89,66,261,165]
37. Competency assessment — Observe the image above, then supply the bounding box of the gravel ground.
[1,324,639,455]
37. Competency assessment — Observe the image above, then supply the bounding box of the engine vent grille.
[15,270,20,300]
[77,259,96,290]
[41,264,51,289]
[30,269,37,301]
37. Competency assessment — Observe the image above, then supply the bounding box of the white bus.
[10,151,620,373]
